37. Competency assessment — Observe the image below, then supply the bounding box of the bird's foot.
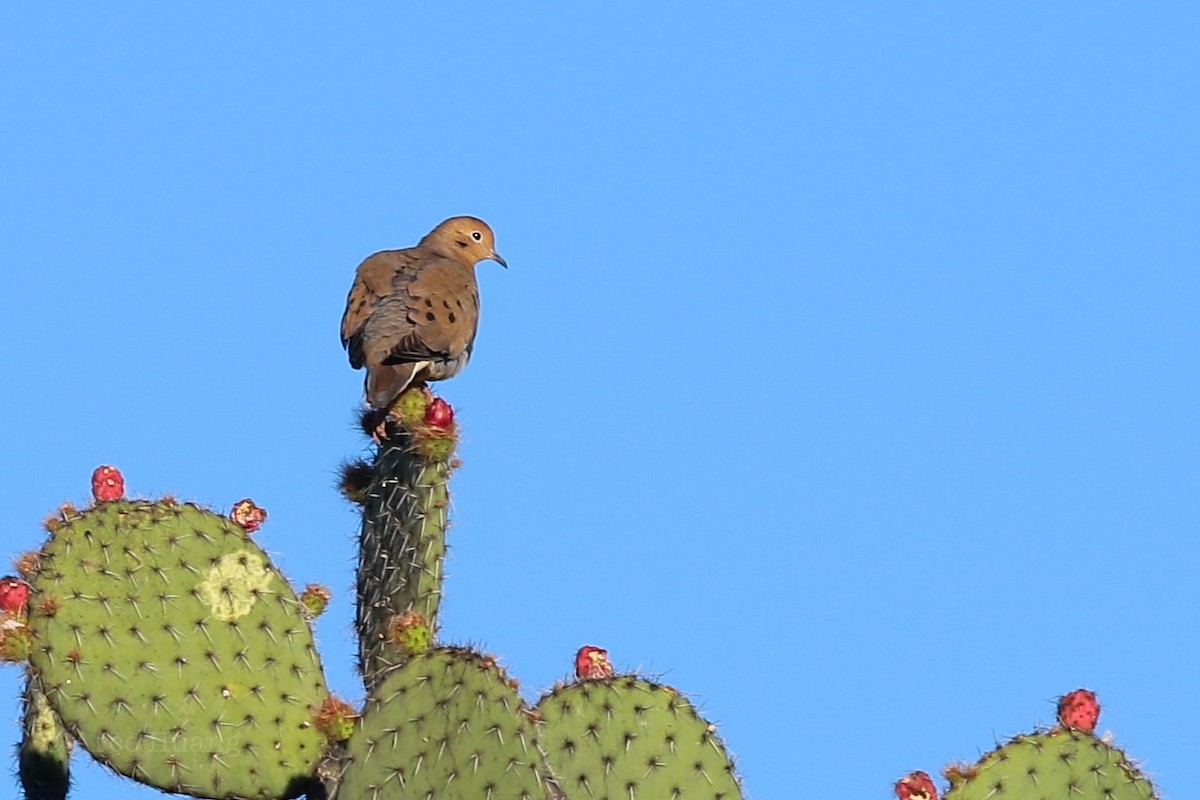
[358,407,390,444]
[372,416,389,444]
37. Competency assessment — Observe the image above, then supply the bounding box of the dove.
[341,216,506,410]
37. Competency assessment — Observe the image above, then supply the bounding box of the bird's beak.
[492,251,508,269]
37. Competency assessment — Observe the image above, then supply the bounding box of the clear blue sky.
[2,4,1198,799]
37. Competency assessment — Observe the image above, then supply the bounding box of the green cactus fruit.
[331,646,559,800]
[536,675,745,800]
[300,583,333,618]
[2,622,33,661]
[356,417,454,690]
[19,670,72,800]
[943,729,1158,800]
[315,696,359,744]
[27,498,329,800]
[388,610,431,656]
[418,434,456,462]
[393,387,430,426]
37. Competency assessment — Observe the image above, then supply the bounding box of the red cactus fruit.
[0,577,30,616]
[91,465,125,502]
[314,696,359,742]
[895,770,939,800]
[230,499,267,532]
[574,645,614,681]
[1057,688,1100,733]
[424,397,454,429]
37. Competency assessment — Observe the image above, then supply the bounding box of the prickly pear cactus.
[330,646,559,800]
[899,691,1160,800]
[2,386,749,800]
[943,729,1157,800]
[25,497,330,799]
[18,671,71,800]
[351,389,458,691]
[536,673,744,800]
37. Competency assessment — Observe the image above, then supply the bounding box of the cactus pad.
[944,729,1158,800]
[536,675,744,800]
[27,499,329,799]
[332,646,557,800]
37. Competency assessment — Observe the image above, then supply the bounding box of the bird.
[341,216,506,411]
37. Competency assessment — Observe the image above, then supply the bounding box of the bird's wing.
[377,258,480,364]
[340,249,421,369]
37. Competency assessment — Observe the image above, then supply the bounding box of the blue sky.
[2,4,1198,799]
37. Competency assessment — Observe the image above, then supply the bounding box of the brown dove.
[341,216,506,409]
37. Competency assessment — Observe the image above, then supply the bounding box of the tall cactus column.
[347,389,457,693]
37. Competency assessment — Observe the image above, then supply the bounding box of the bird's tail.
[366,363,425,410]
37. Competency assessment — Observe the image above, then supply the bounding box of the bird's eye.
[471,231,482,241]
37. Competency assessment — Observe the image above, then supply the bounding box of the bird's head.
[424,216,507,268]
